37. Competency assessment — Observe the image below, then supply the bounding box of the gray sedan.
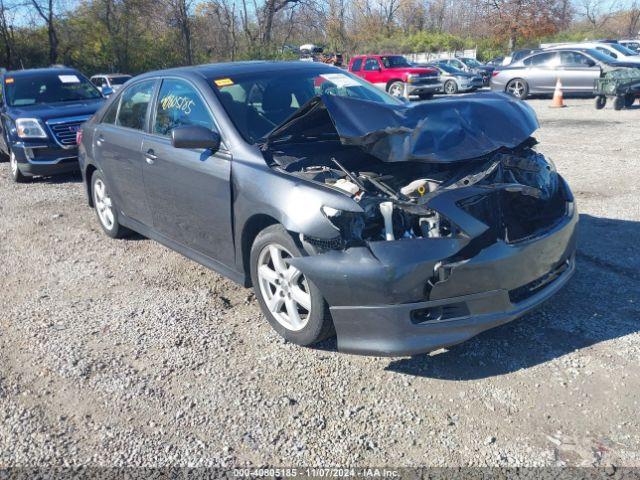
[426,63,484,94]
[78,61,576,356]
[491,48,640,99]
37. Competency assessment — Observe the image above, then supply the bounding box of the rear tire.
[613,95,625,111]
[444,80,458,95]
[594,96,606,109]
[9,150,29,183]
[506,78,529,99]
[91,170,131,239]
[250,224,334,346]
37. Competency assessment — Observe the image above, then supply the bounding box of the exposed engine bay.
[264,138,570,251]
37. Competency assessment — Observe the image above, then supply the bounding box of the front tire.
[594,96,606,109]
[624,94,635,108]
[387,81,405,97]
[250,224,334,346]
[444,80,458,95]
[9,150,29,183]
[506,78,529,99]
[91,170,131,239]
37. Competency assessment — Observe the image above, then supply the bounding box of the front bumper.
[406,81,442,96]
[291,195,578,356]
[12,142,79,176]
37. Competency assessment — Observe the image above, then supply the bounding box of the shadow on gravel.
[385,214,640,380]
[29,172,83,184]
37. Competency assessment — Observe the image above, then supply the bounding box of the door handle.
[96,135,104,146]
[145,149,157,165]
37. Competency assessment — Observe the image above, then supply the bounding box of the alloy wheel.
[445,81,457,94]
[257,243,311,332]
[388,83,404,97]
[93,178,115,230]
[507,80,525,98]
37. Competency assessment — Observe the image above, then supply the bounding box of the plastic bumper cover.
[13,142,79,176]
[291,204,578,356]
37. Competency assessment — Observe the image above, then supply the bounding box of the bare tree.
[625,0,640,37]
[0,0,18,68]
[31,0,58,64]
[579,0,618,30]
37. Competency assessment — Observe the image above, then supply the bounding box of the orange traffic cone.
[550,78,566,108]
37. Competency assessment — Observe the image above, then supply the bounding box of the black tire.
[418,93,434,100]
[594,96,606,110]
[444,80,458,95]
[613,95,625,111]
[9,150,29,183]
[506,78,529,100]
[90,170,131,239]
[250,224,334,346]
[624,94,635,108]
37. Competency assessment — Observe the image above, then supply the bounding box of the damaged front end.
[260,93,577,355]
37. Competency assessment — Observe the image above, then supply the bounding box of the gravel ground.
[0,97,639,468]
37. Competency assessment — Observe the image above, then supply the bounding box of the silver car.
[490,48,639,99]
[427,63,484,94]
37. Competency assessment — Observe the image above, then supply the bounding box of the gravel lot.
[1,97,639,469]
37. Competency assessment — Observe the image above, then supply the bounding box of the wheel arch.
[85,163,98,208]
[240,213,280,287]
[385,79,404,91]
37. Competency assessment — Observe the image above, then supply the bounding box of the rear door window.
[116,80,155,130]
[153,78,215,136]
[364,58,380,71]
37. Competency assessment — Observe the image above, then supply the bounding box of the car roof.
[91,73,131,78]
[134,60,344,81]
[3,67,80,78]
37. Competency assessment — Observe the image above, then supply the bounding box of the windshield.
[462,58,483,67]
[109,76,131,85]
[437,63,464,74]
[212,68,401,144]
[380,56,411,68]
[609,43,638,56]
[583,48,619,64]
[5,72,102,106]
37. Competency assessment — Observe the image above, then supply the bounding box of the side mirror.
[587,60,596,67]
[101,86,114,97]
[377,67,382,72]
[171,125,221,151]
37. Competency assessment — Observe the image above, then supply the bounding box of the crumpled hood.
[267,92,539,163]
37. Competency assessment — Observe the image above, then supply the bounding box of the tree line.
[1,0,639,75]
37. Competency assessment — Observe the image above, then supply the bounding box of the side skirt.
[119,215,247,286]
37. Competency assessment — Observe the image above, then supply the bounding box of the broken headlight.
[321,206,366,244]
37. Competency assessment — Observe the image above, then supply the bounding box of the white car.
[89,74,132,95]
[619,39,640,54]
[543,42,640,63]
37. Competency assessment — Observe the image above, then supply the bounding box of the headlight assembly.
[15,118,48,139]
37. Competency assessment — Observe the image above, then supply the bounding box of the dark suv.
[0,67,105,182]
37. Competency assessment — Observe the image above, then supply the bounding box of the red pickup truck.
[348,54,441,99]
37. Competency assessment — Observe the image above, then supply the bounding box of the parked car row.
[0,60,577,356]
[490,45,640,100]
